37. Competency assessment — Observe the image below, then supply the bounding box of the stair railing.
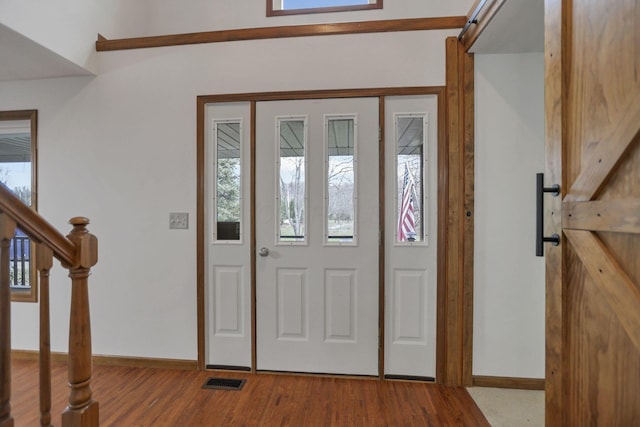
[0,182,99,427]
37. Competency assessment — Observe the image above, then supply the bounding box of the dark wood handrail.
[0,183,76,266]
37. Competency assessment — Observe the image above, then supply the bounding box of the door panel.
[384,96,438,378]
[255,98,379,375]
[205,102,253,368]
[545,0,640,424]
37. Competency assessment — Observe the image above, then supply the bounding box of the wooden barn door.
[545,0,640,425]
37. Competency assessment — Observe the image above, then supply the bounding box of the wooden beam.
[96,17,468,52]
[443,37,474,386]
[565,91,640,202]
[563,200,640,234]
[565,230,640,354]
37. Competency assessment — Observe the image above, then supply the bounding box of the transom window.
[268,0,382,16]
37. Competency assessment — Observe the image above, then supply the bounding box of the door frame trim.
[196,86,453,382]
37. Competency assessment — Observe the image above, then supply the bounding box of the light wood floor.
[11,359,489,426]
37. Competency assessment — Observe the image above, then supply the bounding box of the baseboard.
[472,375,545,390]
[12,350,198,371]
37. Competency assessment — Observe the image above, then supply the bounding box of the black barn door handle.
[536,173,561,257]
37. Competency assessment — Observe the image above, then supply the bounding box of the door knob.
[258,247,270,257]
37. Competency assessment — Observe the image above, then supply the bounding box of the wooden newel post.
[61,217,98,427]
[0,213,17,427]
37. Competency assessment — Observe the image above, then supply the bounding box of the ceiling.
[0,23,91,82]
[469,0,544,54]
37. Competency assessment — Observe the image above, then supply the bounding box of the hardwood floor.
[11,359,489,426]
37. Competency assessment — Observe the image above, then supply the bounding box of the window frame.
[0,109,38,303]
[267,0,382,17]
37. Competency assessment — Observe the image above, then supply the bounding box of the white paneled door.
[384,96,438,378]
[206,102,253,369]
[255,98,379,375]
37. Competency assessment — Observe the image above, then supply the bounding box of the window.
[277,117,307,243]
[214,120,243,242]
[0,110,38,302]
[268,0,382,16]
[325,116,356,244]
[395,113,427,244]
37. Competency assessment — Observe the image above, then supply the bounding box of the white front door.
[255,98,379,375]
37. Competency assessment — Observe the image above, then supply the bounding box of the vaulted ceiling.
[0,23,91,82]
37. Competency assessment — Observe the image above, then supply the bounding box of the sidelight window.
[395,113,427,244]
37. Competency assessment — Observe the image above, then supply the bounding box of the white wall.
[3,28,457,361]
[473,53,545,378]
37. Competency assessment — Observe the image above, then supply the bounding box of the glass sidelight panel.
[395,114,426,243]
[277,118,307,243]
[326,116,356,244]
[215,120,242,241]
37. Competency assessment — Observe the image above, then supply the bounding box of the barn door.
[545,0,640,425]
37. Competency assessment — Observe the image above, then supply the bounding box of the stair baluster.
[0,214,17,427]
[38,245,54,427]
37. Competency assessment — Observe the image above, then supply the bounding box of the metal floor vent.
[202,377,246,391]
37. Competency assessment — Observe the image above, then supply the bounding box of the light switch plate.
[169,212,189,229]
